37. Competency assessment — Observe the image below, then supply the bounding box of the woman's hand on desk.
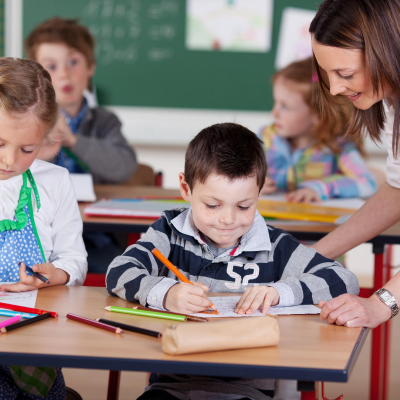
[319,293,392,328]
[164,282,212,314]
[0,262,70,292]
[235,286,279,315]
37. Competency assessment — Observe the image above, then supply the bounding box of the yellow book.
[257,199,356,224]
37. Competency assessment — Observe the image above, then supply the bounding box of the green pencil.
[104,306,187,322]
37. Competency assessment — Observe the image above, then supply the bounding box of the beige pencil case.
[161,315,280,355]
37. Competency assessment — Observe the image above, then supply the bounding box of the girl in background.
[260,57,377,202]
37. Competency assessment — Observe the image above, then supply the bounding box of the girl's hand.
[286,188,320,203]
[261,177,277,194]
[0,262,70,292]
[319,293,392,328]
[235,286,280,315]
[164,282,212,314]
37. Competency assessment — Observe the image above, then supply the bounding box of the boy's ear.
[179,173,191,201]
[88,62,96,79]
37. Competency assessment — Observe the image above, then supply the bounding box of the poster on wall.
[186,0,273,53]
[275,7,316,69]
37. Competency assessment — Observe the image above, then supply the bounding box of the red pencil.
[66,313,123,334]
[0,302,58,318]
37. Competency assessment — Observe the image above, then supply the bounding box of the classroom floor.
[63,312,400,400]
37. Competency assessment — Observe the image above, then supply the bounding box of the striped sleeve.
[106,214,176,305]
[298,142,377,199]
[268,230,359,305]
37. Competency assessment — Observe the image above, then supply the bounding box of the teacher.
[309,0,400,328]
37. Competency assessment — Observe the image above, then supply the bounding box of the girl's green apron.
[0,169,65,399]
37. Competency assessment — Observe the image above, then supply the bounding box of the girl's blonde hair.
[273,57,365,156]
[0,57,58,135]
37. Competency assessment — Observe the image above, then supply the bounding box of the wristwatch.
[374,288,399,319]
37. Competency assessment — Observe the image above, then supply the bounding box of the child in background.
[25,17,138,272]
[0,58,87,399]
[25,17,137,184]
[106,123,359,400]
[260,57,376,202]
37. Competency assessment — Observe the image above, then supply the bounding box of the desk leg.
[383,246,393,400]
[107,371,121,400]
[298,381,317,400]
[370,244,386,400]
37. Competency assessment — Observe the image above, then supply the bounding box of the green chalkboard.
[23,0,318,111]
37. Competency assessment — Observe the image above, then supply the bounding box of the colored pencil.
[0,315,21,329]
[0,312,51,333]
[0,310,37,319]
[25,265,50,284]
[66,313,123,334]
[0,302,58,318]
[96,318,162,338]
[151,247,218,313]
[105,306,187,321]
[132,306,208,322]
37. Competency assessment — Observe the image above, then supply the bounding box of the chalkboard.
[22,0,318,111]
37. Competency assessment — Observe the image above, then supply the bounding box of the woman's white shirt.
[384,102,400,189]
[0,159,87,285]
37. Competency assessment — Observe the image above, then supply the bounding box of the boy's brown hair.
[25,17,95,66]
[0,57,58,135]
[184,123,267,191]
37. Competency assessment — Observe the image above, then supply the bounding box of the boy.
[25,18,138,272]
[25,17,137,184]
[106,123,359,400]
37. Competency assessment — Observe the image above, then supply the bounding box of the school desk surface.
[0,286,367,385]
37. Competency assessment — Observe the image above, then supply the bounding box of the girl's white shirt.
[384,102,400,189]
[0,159,87,285]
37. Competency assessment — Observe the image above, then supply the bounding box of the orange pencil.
[151,248,218,313]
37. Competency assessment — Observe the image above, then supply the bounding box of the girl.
[260,57,377,202]
[0,58,87,398]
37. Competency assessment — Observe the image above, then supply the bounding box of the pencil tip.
[104,306,111,311]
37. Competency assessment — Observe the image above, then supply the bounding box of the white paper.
[275,7,316,69]
[0,283,38,308]
[70,173,96,202]
[192,296,321,318]
[186,0,273,53]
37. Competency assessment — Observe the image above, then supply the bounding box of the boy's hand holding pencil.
[164,281,212,314]
[151,248,218,314]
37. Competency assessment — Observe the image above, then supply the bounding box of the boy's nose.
[219,209,236,225]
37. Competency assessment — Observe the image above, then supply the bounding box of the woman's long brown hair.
[309,0,400,156]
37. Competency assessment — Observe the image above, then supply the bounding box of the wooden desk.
[0,287,367,400]
[81,186,400,400]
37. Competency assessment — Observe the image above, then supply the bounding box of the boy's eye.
[238,206,250,211]
[21,149,34,154]
[206,204,218,209]
[46,64,56,71]
[69,59,78,66]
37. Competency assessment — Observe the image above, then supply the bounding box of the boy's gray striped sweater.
[106,208,359,400]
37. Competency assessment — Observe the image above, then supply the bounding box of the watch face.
[381,292,392,302]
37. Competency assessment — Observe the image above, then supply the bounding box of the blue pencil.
[25,265,50,284]
[0,310,37,319]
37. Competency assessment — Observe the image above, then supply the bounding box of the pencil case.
[161,315,279,355]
